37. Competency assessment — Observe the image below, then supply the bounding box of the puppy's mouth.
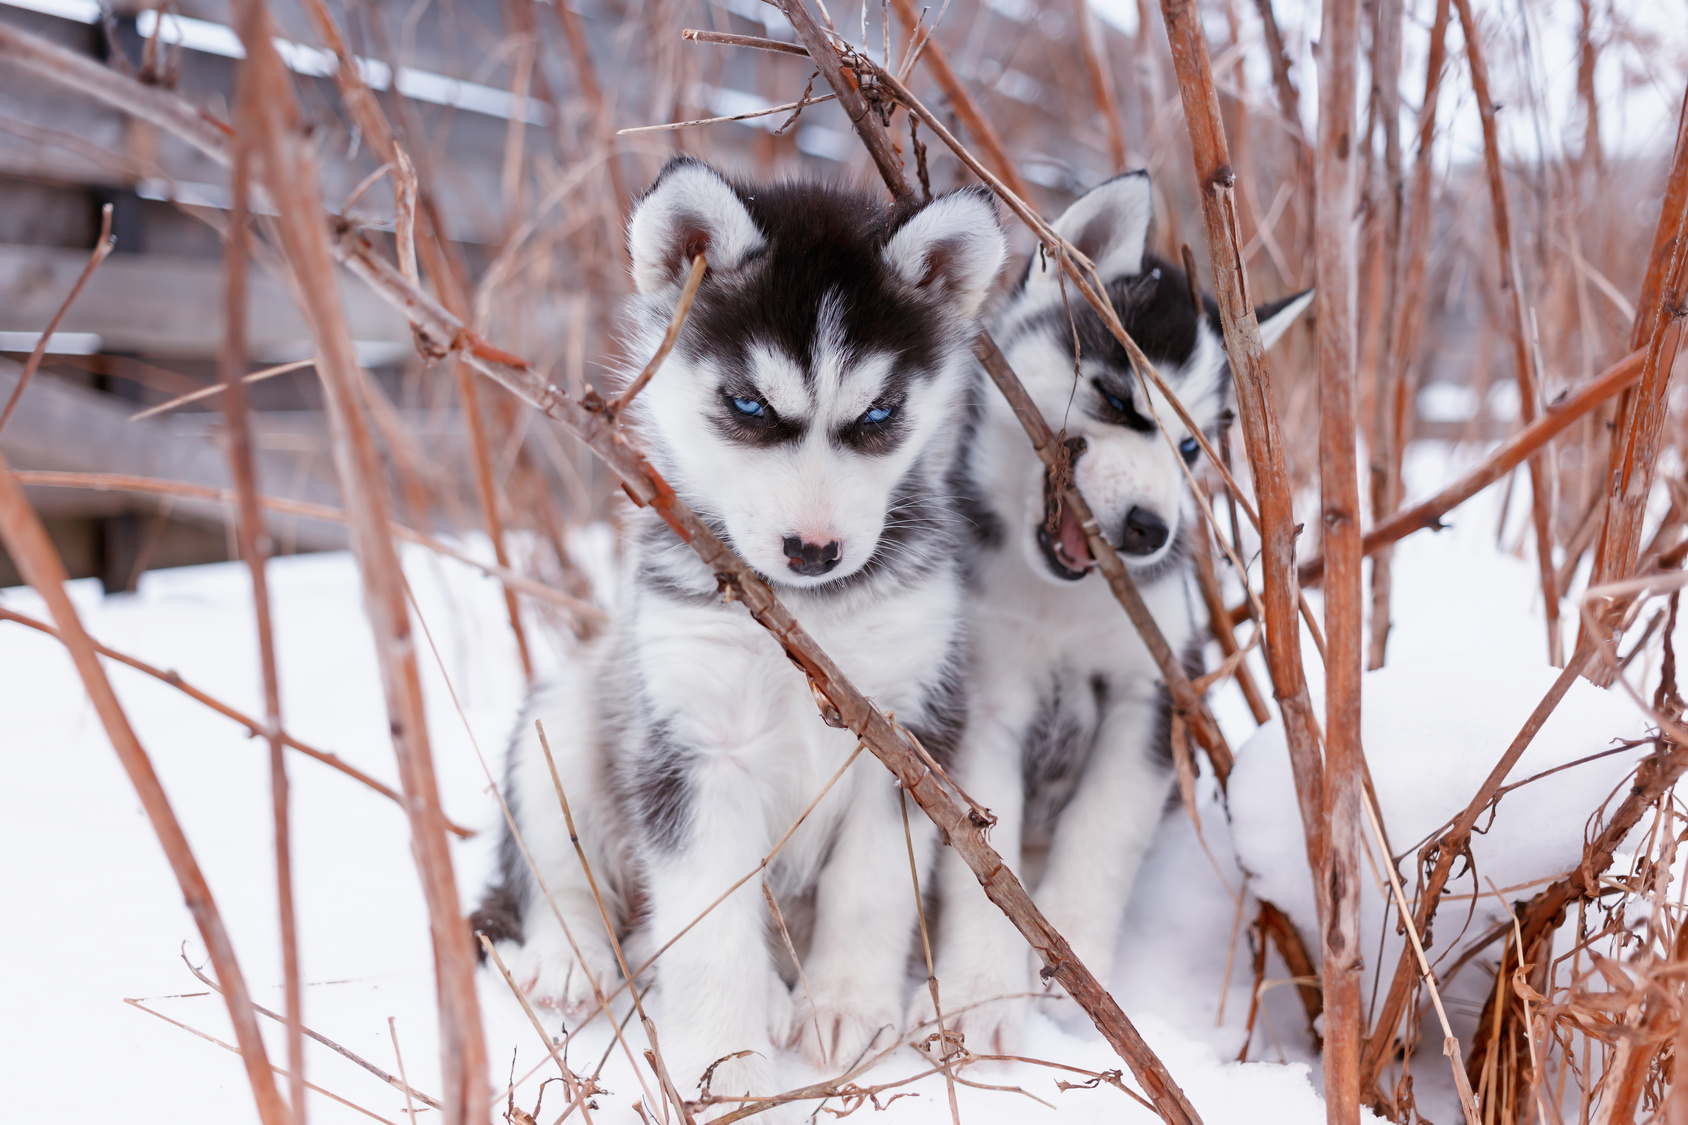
[1036,467,1094,582]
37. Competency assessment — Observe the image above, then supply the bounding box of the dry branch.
[1156,0,1328,931]
[0,454,287,1124]
[1299,347,1647,586]
[1587,95,1688,620]
[0,202,114,435]
[0,604,469,834]
[7,471,604,623]
[223,4,489,1119]
[1312,0,1365,1117]
[1453,0,1563,665]
[221,84,303,1121]
[1358,649,1597,1092]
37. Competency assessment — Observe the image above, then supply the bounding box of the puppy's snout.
[783,535,842,577]
[1119,507,1169,556]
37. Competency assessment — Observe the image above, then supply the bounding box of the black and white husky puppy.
[922,172,1310,1052]
[472,158,1007,1118]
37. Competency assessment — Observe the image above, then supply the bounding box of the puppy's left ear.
[1253,289,1314,350]
[882,188,1008,318]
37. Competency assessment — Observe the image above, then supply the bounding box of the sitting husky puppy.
[471,158,1007,1117]
[922,172,1309,1052]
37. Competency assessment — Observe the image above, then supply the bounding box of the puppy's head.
[625,159,1007,589]
[994,172,1310,584]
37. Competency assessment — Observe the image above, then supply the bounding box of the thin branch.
[0,202,115,435]
[7,470,605,624]
[0,455,286,1123]
[617,95,837,134]
[1300,348,1647,586]
[1453,0,1563,665]
[128,358,316,422]
[0,605,469,835]
[608,254,707,412]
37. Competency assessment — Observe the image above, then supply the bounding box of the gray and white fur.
[919,171,1311,1052]
[471,157,1007,1120]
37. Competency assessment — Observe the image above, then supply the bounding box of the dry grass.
[0,0,1685,1123]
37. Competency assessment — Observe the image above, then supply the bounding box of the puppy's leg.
[1034,691,1171,987]
[491,687,621,1020]
[797,765,929,1070]
[914,710,1033,1056]
[642,747,789,1123]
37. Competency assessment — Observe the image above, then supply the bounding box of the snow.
[1,437,1674,1123]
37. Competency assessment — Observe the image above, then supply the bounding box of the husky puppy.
[922,172,1310,1052]
[471,158,1007,1118]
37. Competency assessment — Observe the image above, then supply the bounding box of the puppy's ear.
[1024,170,1155,303]
[627,158,765,298]
[1254,289,1314,351]
[881,187,1008,319]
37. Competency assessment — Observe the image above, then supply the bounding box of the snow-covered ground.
[1,441,1676,1123]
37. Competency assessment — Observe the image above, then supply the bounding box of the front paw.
[909,961,1032,1058]
[496,924,617,1023]
[792,988,900,1071]
[681,1048,792,1124]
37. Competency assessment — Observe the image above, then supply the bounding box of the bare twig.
[618,95,837,134]
[127,358,316,422]
[222,76,304,1123]
[1300,348,1647,586]
[0,202,115,435]
[0,454,286,1124]
[1453,0,1563,665]
[1156,0,1328,937]
[181,954,445,1110]
[223,6,489,1118]
[1312,0,1365,1117]
[0,605,469,834]
[608,254,707,413]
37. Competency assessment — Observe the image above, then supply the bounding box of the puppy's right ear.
[627,159,765,298]
[1023,170,1155,304]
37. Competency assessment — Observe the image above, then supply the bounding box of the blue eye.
[862,404,895,425]
[731,396,767,418]
[1103,390,1129,414]
[1179,436,1201,462]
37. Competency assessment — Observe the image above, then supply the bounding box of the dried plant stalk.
[1299,347,1646,586]
[1453,0,1562,666]
[885,0,1034,202]
[0,201,114,434]
[1156,0,1328,929]
[1312,0,1365,1117]
[295,0,536,685]
[1587,97,1688,616]
[222,75,304,1122]
[223,4,488,1119]
[0,456,288,1125]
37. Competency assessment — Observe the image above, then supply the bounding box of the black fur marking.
[675,174,955,400]
[902,642,967,769]
[631,720,694,852]
[471,703,545,954]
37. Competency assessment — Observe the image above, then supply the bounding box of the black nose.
[783,535,842,577]
[1119,507,1169,556]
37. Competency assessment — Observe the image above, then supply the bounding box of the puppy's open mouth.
[1037,472,1094,581]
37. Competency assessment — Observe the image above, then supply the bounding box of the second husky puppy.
[472,158,1007,1118]
[923,172,1309,1051]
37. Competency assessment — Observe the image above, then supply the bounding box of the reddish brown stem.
[1073,0,1129,172]
[1587,94,1688,625]
[884,0,1035,202]
[0,459,287,1125]
[1300,348,1646,586]
[223,75,304,1125]
[1312,0,1364,1117]
[0,202,114,435]
[225,4,489,1119]
[1454,0,1562,665]
[1156,0,1328,928]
